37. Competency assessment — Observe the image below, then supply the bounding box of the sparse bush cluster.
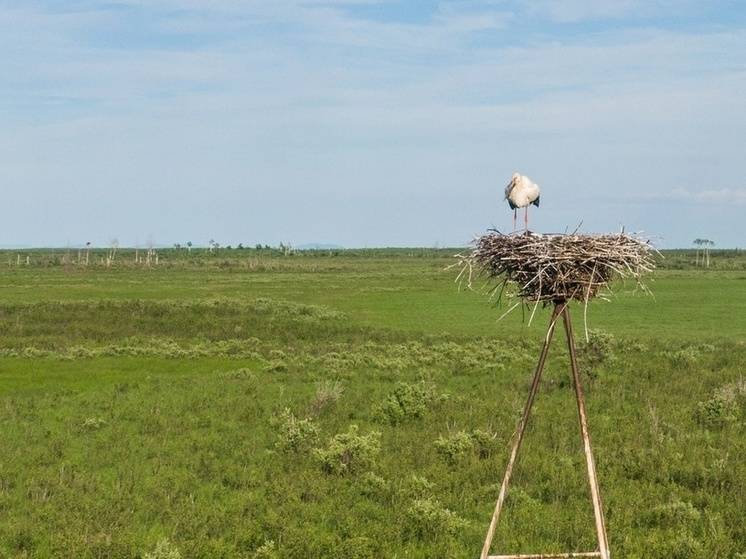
[579,329,615,366]
[434,429,498,464]
[405,498,468,538]
[374,381,447,424]
[695,378,746,427]
[274,409,319,452]
[314,425,381,475]
[144,539,182,559]
[666,346,701,368]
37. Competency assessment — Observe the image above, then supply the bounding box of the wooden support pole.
[480,302,611,559]
[480,304,563,559]
[561,305,610,559]
[488,553,601,559]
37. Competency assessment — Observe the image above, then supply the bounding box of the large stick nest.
[456,231,656,305]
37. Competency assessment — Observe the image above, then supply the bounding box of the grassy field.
[0,249,744,558]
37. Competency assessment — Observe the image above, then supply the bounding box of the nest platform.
[465,230,657,559]
[458,231,656,304]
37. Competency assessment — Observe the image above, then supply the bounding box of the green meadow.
[0,249,744,558]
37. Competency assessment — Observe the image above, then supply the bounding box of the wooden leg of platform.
[561,306,610,559]
[488,553,601,559]
[480,304,563,559]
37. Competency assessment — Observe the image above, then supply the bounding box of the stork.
[504,172,541,231]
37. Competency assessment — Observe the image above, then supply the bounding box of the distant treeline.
[1,247,745,270]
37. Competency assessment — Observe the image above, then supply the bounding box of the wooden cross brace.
[480,302,610,559]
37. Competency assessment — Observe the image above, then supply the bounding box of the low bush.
[273,409,318,452]
[253,540,279,559]
[579,329,615,366]
[314,425,381,475]
[694,379,746,427]
[358,471,390,500]
[666,346,701,368]
[434,431,474,464]
[405,498,468,538]
[434,429,498,464]
[374,382,446,424]
[144,539,181,559]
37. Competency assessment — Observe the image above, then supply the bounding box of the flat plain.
[0,248,744,558]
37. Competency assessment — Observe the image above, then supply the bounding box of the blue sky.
[1,1,745,248]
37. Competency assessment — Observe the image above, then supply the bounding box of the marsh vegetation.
[0,249,744,557]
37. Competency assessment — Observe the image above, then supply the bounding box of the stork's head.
[511,172,520,180]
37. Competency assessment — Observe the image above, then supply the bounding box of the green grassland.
[0,249,744,558]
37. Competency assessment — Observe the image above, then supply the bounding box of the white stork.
[504,172,541,231]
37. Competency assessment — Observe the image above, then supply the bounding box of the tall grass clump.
[309,380,344,415]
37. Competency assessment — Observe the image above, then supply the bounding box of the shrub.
[667,347,701,368]
[144,539,181,559]
[314,425,381,475]
[694,379,745,427]
[358,471,389,499]
[695,394,738,427]
[273,409,318,452]
[434,431,474,464]
[405,498,468,538]
[374,382,445,424]
[253,540,279,559]
[403,474,435,498]
[469,429,499,459]
[264,360,288,373]
[434,429,498,464]
[579,329,615,365]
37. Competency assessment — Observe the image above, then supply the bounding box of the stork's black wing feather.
[532,195,540,208]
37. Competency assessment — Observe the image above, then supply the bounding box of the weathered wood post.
[480,302,610,559]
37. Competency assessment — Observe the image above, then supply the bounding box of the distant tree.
[279,242,293,256]
[705,239,715,268]
[255,243,263,250]
[237,243,244,250]
[107,238,119,267]
[174,243,182,250]
[693,238,704,266]
[187,241,192,253]
[693,238,715,267]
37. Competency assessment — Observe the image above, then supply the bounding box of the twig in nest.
[455,231,657,330]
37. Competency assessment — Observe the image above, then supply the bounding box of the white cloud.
[655,188,746,204]
[523,0,698,23]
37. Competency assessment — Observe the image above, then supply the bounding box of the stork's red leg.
[513,209,517,231]
[524,206,528,230]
